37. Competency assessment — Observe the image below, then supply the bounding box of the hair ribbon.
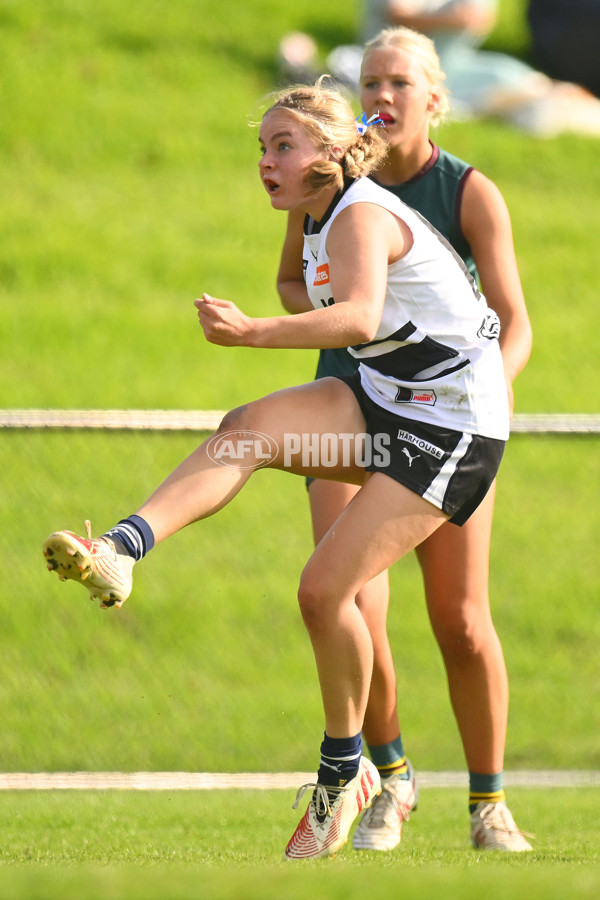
[355,112,384,134]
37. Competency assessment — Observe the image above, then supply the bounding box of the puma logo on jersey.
[313,264,330,285]
[395,387,437,406]
[402,447,420,467]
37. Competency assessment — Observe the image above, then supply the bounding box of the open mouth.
[263,178,280,194]
[378,112,396,126]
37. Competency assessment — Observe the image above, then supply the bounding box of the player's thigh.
[221,377,369,482]
[302,472,448,603]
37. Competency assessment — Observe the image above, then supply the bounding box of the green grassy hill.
[2,0,599,411]
[1,0,599,776]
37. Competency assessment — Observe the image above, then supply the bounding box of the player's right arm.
[460,169,532,416]
[277,208,313,315]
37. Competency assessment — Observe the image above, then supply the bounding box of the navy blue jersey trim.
[359,337,464,382]
[304,177,357,236]
[351,321,417,351]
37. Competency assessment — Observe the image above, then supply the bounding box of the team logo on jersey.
[397,429,444,460]
[313,264,330,286]
[395,387,437,406]
[478,310,501,340]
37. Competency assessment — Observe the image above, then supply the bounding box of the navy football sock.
[103,515,155,561]
[317,732,362,788]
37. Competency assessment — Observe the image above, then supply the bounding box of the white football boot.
[353,761,418,851]
[284,757,381,860]
[43,520,134,608]
[470,801,533,851]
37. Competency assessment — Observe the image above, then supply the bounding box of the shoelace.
[363,782,410,828]
[292,782,346,819]
[83,520,116,555]
[480,803,535,840]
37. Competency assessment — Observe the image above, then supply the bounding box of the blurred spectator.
[278,0,600,137]
[528,0,600,97]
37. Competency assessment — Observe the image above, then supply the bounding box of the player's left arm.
[461,169,532,414]
[325,201,400,337]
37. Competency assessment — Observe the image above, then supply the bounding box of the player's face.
[258,109,328,211]
[360,47,437,149]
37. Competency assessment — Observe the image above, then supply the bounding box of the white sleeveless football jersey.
[303,177,509,440]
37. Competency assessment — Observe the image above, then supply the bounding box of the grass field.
[3,428,599,773]
[1,789,599,898]
[1,0,599,894]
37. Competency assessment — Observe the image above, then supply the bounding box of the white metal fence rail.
[1,410,600,433]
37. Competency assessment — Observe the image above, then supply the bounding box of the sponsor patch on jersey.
[395,387,437,406]
[397,429,444,460]
[313,263,330,286]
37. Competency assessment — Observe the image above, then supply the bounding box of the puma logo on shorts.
[397,429,444,459]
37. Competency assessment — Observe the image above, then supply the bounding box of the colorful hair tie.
[355,112,384,134]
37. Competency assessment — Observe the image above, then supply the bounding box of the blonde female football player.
[277,28,532,853]
[281,0,600,136]
[44,81,511,860]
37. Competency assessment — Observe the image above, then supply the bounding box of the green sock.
[367,735,410,780]
[469,770,505,812]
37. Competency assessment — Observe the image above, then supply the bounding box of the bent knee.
[297,572,323,629]
[209,405,278,470]
[297,567,340,632]
[432,611,498,658]
[216,404,255,434]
